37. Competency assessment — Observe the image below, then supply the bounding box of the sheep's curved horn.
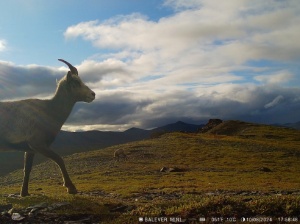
[58,59,78,75]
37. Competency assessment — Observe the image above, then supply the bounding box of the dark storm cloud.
[64,83,300,130]
[1,61,299,131]
[0,61,64,100]
[65,91,153,126]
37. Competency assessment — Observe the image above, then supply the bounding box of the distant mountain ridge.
[273,121,300,130]
[152,121,204,133]
[51,121,204,153]
[1,119,298,176]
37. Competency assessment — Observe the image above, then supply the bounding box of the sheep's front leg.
[32,146,77,194]
[20,152,35,197]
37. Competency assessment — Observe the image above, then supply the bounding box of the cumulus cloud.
[0,61,63,100]
[65,0,299,81]
[62,82,300,131]
[0,39,6,51]
[254,71,294,85]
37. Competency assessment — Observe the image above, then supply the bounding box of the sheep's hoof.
[67,186,78,194]
[20,192,30,197]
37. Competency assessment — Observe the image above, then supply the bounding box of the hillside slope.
[2,121,300,192]
[0,121,204,176]
[1,121,300,222]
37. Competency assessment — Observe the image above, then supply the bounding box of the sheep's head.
[58,59,95,103]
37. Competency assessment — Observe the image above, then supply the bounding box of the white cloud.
[65,0,299,85]
[254,71,294,85]
[0,39,6,51]
[264,95,284,109]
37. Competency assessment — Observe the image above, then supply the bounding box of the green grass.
[1,121,300,222]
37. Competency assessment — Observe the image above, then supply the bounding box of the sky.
[0,0,300,132]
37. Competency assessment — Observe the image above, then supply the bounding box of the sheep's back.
[0,100,58,145]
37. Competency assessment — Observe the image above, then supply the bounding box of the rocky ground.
[0,201,101,223]
[1,190,300,223]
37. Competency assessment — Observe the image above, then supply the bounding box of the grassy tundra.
[0,121,300,222]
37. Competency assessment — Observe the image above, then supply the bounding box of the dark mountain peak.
[152,121,204,133]
[124,127,147,133]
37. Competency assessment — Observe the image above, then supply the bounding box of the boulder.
[259,167,272,172]
[160,167,185,172]
[160,167,168,172]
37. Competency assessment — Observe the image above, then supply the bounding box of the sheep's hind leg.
[33,147,77,194]
[20,152,35,197]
